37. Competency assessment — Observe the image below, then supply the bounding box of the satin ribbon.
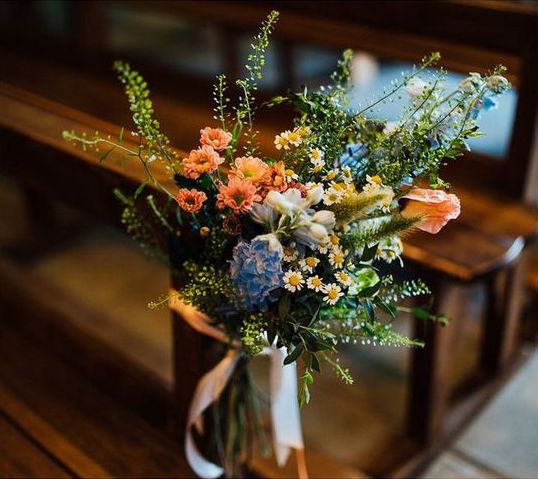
[169,291,307,479]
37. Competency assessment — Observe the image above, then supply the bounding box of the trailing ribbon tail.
[169,290,307,479]
[185,349,240,479]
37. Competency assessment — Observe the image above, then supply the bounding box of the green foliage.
[178,261,235,318]
[231,10,279,155]
[113,189,168,264]
[343,215,419,248]
[329,192,386,225]
[240,313,267,356]
[379,277,431,302]
[113,61,179,170]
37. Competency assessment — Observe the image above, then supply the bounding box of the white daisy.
[307,275,324,292]
[309,148,325,170]
[317,241,331,254]
[329,234,340,248]
[300,256,320,273]
[325,169,339,182]
[323,283,343,305]
[287,130,303,147]
[283,243,299,262]
[336,271,353,286]
[328,248,346,269]
[323,186,344,206]
[283,270,305,292]
[341,166,353,184]
[274,131,290,151]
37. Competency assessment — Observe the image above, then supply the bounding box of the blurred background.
[0,1,537,478]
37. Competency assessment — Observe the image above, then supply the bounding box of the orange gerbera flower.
[217,177,261,214]
[175,188,207,213]
[181,145,224,180]
[229,156,271,184]
[199,127,232,151]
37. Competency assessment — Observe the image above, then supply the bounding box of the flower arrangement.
[63,10,509,478]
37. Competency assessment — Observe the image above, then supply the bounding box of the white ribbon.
[169,291,307,479]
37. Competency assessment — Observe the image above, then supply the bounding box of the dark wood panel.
[0,323,193,478]
[0,414,72,479]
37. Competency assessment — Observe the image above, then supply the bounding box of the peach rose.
[401,188,461,234]
[200,127,232,151]
[175,188,207,213]
[181,145,224,179]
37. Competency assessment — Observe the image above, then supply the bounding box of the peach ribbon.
[169,292,307,479]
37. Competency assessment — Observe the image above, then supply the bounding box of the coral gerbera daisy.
[181,145,224,179]
[217,177,261,214]
[230,156,271,184]
[199,127,232,151]
[175,188,207,213]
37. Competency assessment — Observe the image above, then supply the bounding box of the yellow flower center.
[371,175,382,184]
[311,278,322,287]
[334,253,344,264]
[285,169,295,176]
[330,235,340,246]
[289,275,301,286]
[305,257,317,267]
[288,132,300,142]
[327,171,337,180]
[328,289,339,300]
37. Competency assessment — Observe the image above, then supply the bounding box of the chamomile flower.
[323,186,344,206]
[283,270,305,292]
[297,125,311,138]
[325,169,339,182]
[329,248,346,269]
[274,131,290,150]
[323,283,343,305]
[310,147,325,165]
[376,236,404,265]
[283,244,299,262]
[285,169,299,181]
[336,270,353,286]
[317,241,331,254]
[287,130,303,147]
[362,175,395,212]
[341,166,353,184]
[300,256,320,273]
[307,275,324,292]
[329,234,340,248]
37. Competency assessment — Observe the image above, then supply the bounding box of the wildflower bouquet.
[64,10,509,479]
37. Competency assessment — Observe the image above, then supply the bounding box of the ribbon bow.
[169,292,307,479]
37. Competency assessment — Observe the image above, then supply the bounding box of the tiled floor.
[423,349,538,478]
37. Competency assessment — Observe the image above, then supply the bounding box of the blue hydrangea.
[230,237,283,312]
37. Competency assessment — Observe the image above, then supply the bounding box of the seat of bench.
[0,322,193,478]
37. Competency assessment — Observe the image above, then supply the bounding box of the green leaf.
[284,344,304,365]
[376,298,397,318]
[134,182,146,199]
[100,146,115,162]
[357,281,381,298]
[361,243,378,262]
